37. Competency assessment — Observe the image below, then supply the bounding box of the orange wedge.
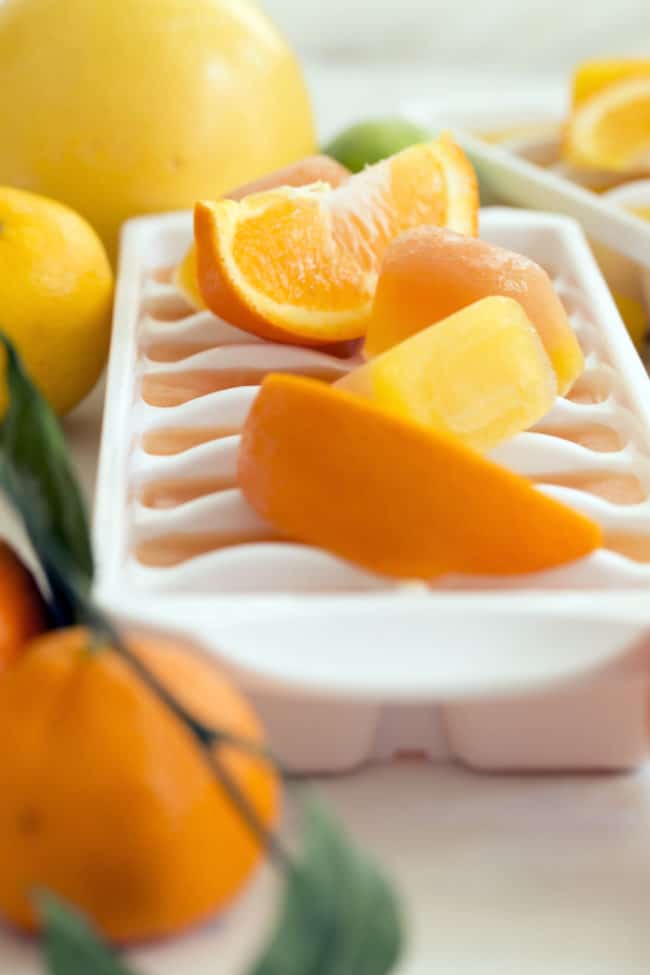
[175,155,350,308]
[571,59,650,107]
[195,135,478,346]
[565,77,650,171]
[238,375,602,580]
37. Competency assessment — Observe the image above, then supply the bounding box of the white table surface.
[5,758,650,974]
[3,63,650,974]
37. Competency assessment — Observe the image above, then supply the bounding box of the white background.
[263,0,650,74]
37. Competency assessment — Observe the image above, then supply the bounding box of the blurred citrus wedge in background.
[239,375,602,579]
[367,226,583,394]
[175,155,350,309]
[565,77,650,171]
[0,186,113,415]
[337,296,557,451]
[0,0,316,260]
[194,135,478,345]
[571,59,650,107]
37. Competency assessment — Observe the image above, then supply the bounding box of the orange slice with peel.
[238,375,602,580]
[336,296,557,452]
[175,155,350,308]
[571,58,650,107]
[195,135,478,346]
[565,77,650,172]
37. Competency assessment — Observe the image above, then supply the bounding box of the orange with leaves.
[0,625,278,941]
[0,338,278,942]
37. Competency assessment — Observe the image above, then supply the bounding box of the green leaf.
[38,891,137,975]
[249,796,403,975]
[0,334,94,624]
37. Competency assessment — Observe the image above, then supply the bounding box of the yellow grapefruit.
[0,0,316,259]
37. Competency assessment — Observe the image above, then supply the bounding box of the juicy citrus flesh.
[572,59,650,107]
[367,225,584,395]
[0,186,113,415]
[565,76,650,171]
[0,627,278,941]
[0,542,47,672]
[337,296,557,451]
[0,0,316,259]
[175,155,350,309]
[238,374,602,580]
[194,135,479,345]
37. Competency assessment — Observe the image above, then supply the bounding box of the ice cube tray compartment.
[113,208,650,593]
[94,206,650,772]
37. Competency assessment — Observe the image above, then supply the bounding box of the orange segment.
[336,296,557,451]
[238,375,602,580]
[175,155,350,308]
[367,226,584,395]
[571,59,650,107]
[565,76,650,171]
[195,135,478,346]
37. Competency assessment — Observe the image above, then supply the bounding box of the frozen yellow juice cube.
[337,296,557,452]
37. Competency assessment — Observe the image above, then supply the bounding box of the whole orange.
[0,626,278,941]
[0,540,47,672]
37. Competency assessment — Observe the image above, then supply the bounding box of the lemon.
[325,118,432,173]
[0,187,113,415]
[0,0,315,260]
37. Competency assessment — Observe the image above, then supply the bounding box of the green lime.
[324,118,432,173]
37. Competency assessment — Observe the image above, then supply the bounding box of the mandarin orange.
[0,626,278,941]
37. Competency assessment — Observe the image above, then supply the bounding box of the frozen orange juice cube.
[367,226,584,395]
[337,296,557,451]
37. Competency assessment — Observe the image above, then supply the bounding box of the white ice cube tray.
[94,206,650,774]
